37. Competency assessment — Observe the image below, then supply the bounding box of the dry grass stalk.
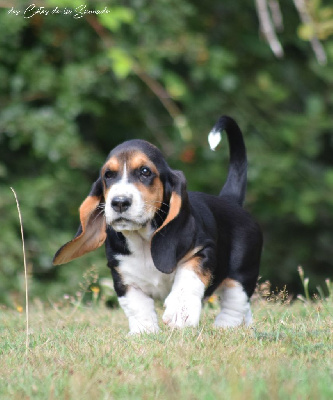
[10,187,29,355]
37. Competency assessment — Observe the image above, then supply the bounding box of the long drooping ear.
[53,178,107,265]
[151,170,195,274]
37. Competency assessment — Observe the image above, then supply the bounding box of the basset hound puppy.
[53,116,263,334]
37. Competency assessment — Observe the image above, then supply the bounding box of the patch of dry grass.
[1,293,332,400]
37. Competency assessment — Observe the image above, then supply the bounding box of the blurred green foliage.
[0,0,332,305]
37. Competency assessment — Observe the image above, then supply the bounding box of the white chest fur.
[116,228,175,300]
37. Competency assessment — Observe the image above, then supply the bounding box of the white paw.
[118,287,160,335]
[128,317,160,335]
[162,292,202,328]
[214,279,253,329]
[214,306,253,328]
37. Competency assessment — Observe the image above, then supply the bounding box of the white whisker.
[145,200,170,209]
[92,208,105,223]
[144,202,169,215]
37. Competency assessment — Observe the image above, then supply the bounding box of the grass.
[6,183,332,399]
[1,290,333,400]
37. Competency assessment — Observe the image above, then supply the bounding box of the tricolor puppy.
[53,116,263,334]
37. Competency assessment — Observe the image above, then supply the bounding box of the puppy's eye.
[104,170,117,180]
[140,167,152,177]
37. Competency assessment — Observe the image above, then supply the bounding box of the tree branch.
[293,0,327,65]
[268,0,284,31]
[255,0,284,58]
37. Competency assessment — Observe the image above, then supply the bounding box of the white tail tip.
[208,128,222,151]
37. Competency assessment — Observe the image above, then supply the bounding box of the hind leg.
[214,220,262,328]
[214,278,253,328]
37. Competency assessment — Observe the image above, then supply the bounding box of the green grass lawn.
[1,293,332,400]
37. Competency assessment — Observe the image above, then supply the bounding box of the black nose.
[111,196,132,213]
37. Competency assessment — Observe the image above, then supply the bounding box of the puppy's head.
[102,140,165,232]
[53,140,189,268]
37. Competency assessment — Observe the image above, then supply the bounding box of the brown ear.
[53,179,106,265]
[153,190,182,235]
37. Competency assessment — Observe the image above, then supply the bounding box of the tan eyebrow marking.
[128,152,159,175]
[103,157,120,173]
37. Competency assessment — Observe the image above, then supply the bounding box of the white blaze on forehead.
[107,162,132,198]
[121,163,128,182]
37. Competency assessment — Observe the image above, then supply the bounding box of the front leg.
[118,286,159,334]
[163,267,206,328]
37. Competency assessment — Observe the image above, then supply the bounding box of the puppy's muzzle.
[111,196,132,213]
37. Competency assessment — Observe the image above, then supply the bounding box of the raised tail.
[208,116,247,206]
